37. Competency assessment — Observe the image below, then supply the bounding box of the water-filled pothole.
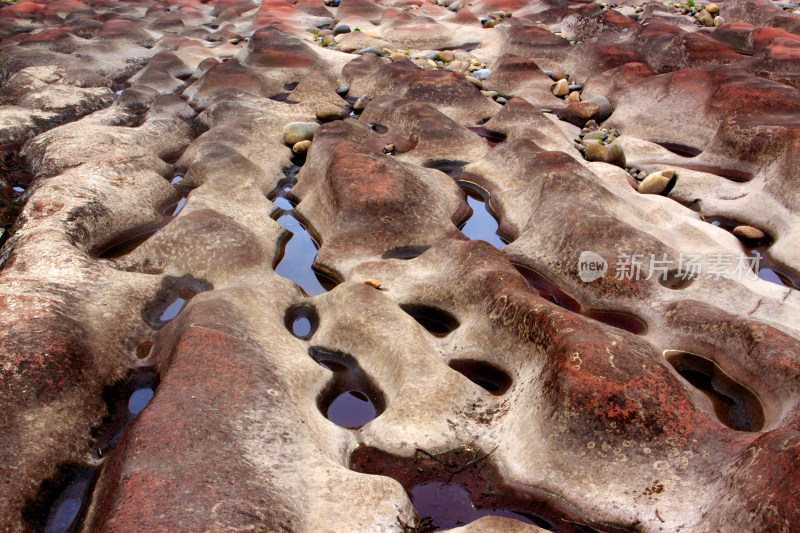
[400,304,459,336]
[94,369,159,457]
[269,173,337,296]
[665,350,765,432]
[309,346,386,429]
[457,183,509,249]
[658,268,697,290]
[285,304,319,340]
[350,446,610,532]
[24,465,98,533]
[448,359,512,395]
[144,275,211,328]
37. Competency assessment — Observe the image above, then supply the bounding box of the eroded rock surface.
[1,0,800,532]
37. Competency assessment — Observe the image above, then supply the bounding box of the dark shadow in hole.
[423,159,467,178]
[467,126,506,148]
[448,359,512,395]
[400,304,459,336]
[665,351,765,432]
[513,264,647,334]
[637,162,753,183]
[136,339,153,359]
[350,447,619,533]
[93,225,164,259]
[583,310,648,335]
[653,142,702,158]
[143,275,211,328]
[309,346,386,429]
[369,123,388,133]
[513,264,582,313]
[381,245,430,260]
[22,464,98,533]
[285,304,319,340]
[94,369,159,457]
[658,269,697,290]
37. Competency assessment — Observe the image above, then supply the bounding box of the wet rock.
[638,169,675,194]
[467,76,483,88]
[283,122,320,145]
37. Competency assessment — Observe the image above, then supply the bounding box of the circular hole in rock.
[658,269,697,290]
[285,304,319,340]
[136,339,153,359]
[665,351,765,432]
[369,123,388,133]
[448,359,512,395]
[400,304,459,336]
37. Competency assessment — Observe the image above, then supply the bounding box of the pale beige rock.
[638,170,675,194]
[552,78,570,96]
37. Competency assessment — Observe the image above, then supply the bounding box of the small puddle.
[411,482,549,530]
[350,447,607,532]
[95,369,159,457]
[144,276,210,328]
[457,183,508,248]
[40,467,97,533]
[467,126,506,148]
[309,346,386,429]
[270,169,337,296]
[285,304,319,340]
[665,351,764,432]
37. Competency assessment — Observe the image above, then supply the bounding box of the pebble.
[568,84,583,92]
[497,97,507,104]
[473,69,492,80]
[322,34,336,46]
[383,143,395,154]
[483,19,498,28]
[336,85,349,96]
[552,78,570,96]
[482,90,498,98]
[638,169,676,195]
[696,8,714,26]
[438,50,455,62]
[316,107,343,121]
[364,279,383,289]
[549,70,565,81]
[584,141,608,162]
[568,91,581,102]
[333,24,351,35]
[585,95,613,121]
[732,225,767,243]
[467,76,483,89]
[356,47,383,55]
[353,95,370,111]
[292,139,312,154]
[605,143,626,167]
[706,3,719,13]
[714,15,725,26]
[283,122,319,145]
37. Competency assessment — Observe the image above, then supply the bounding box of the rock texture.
[1,0,800,532]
